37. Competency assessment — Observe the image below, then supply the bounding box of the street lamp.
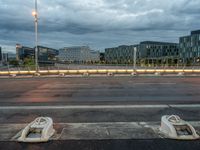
[32,0,38,72]
[133,47,137,71]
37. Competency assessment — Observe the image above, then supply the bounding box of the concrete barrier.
[160,115,199,140]
[17,117,55,143]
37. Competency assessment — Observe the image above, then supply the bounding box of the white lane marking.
[170,104,200,108]
[128,82,176,85]
[1,104,200,110]
[0,105,169,110]
[40,83,90,88]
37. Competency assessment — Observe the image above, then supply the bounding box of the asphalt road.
[1,76,200,150]
[1,139,200,150]
[1,76,200,123]
[0,76,200,106]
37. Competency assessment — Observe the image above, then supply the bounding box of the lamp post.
[133,47,137,71]
[32,0,38,72]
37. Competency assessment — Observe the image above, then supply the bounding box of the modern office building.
[0,47,10,64]
[16,44,35,61]
[105,45,138,64]
[2,53,9,63]
[138,41,179,66]
[100,52,105,63]
[16,44,59,64]
[37,46,59,64]
[179,30,200,65]
[58,46,100,63]
[105,41,179,66]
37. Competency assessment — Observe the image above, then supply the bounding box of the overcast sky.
[0,0,199,52]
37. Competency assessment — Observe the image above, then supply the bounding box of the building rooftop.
[105,44,138,50]
[191,30,200,35]
[140,41,178,45]
[179,35,191,38]
[36,45,58,51]
[62,46,90,49]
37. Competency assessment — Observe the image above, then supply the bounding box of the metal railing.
[0,70,200,76]
[0,64,200,76]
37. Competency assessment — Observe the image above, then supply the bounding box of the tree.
[9,60,19,67]
[24,58,35,67]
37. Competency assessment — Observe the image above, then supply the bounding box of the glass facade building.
[179,30,200,65]
[16,44,35,61]
[105,45,138,64]
[139,41,179,66]
[16,44,59,64]
[105,41,179,66]
[37,46,59,64]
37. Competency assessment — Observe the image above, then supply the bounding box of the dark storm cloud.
[0,0,199,51]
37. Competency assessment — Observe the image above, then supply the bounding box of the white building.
[58,46,100,62]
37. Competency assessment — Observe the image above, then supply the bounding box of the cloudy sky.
[0,0,199,52]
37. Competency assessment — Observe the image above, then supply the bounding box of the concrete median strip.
[0,121,199,141]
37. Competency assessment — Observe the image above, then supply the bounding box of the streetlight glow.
[32,11,37,17]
